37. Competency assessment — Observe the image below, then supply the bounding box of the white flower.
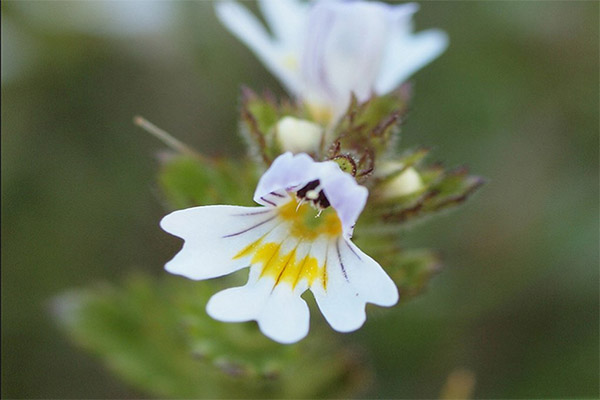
[216,0,448,122]
[161,152,398,344]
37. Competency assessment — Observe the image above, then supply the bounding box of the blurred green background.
[2,1,598,398]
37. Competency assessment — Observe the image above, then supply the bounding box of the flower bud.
[275,116,323,154]
[378,162,423,198]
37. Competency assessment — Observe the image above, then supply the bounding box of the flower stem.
[133,116,200,158]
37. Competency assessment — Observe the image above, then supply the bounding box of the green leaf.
[158,155,260,210]
[54,275,369,399]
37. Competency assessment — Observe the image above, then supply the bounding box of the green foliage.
[159,155,260,209]
[383,249,442,302]
[55,275,369,399]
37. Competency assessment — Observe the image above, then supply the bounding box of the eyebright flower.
[161,152,398,343]
[216,0,448,122]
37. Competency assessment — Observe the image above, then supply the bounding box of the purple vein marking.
[260,196,276,207]
[231,209,273,217]
[270,191,285,198]
[336,238,349,281]
[344,240,362,261]
[222,215,277,238]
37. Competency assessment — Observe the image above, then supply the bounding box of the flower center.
[296,180,330,209]
[278,196,341,241]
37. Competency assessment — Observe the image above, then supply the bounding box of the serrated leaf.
[158,155,260,210]
[54,275,369,399]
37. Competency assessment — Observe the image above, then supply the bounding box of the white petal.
[254,152,319,205]
[257,283,310,344]
[160,205,277,280]
[341,240,399,307]
[312,239,365,332]
[313,238,398,332]
[206,272,273,322]
[215,1,302,94]
[374,28,448,94]
[258,0,308,46]
[319,163,368,239]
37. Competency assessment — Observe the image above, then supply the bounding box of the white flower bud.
[275,116,323,154]
[378,162,423,198]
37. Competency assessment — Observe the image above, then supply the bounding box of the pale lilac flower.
[216,0,448,122]
[161,152,398,343]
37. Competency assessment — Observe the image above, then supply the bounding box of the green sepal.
[378,166,484,224]
[375,147,431,184]
[54,275,370,399]
[240,88,304,165]
[364,147,484,226]
[326,88,411,181]
[158,154,260,209]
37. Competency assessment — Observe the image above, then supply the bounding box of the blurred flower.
[275,116,323,154]
[161,152,398,343]
[216,0,448,122]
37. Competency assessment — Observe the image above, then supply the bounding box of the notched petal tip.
[207,280,310,344]
[161,205,275,281]
[257,284,310,344]
[313,238,398,332]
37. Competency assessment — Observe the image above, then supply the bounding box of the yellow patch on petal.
[233,235,265,259]
[243,242,322,288]
[278,198,342,240]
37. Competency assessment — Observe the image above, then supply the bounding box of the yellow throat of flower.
[233,197,342,289]
[278,197,342,240]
